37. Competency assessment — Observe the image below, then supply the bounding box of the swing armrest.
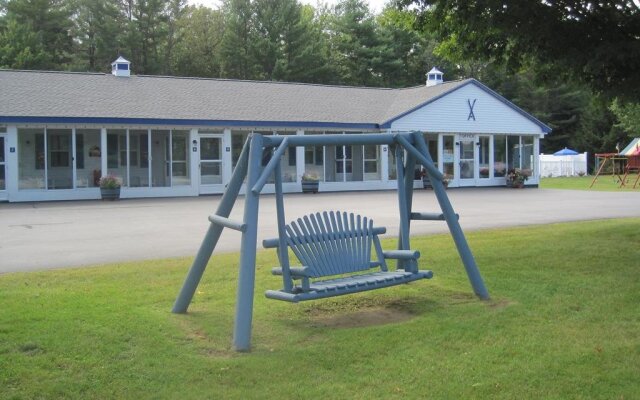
[271,266,311,278]
[382,250,420,260]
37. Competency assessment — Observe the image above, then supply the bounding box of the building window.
[75,134,85,170]
[521,136,534,176]
[35,134,45,170]
[363,144,380,180]
[507,135,520,173]
[171,130,190,186]
[304,131,325,181]
[494,135,506,177]
[479,136,490,178]
[48,132,70,167]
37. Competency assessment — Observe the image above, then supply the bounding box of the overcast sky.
[188,0,389,14]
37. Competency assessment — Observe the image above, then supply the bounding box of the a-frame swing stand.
[172,132,489,351]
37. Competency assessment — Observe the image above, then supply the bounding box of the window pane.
[18,128,45,189]
[107,129,127,186]
[388,143,397,180]
[129,130,148,187]
[426,134,438,163]
[77,129,101,188]
[324,132,343,182]
[0,162,4,190]
[494,135,506,177]
[507,136,521,172]
[0,136,5,190]
[304,132,324,181]
[201,138,221,160]
[521,136,534,176]
[172,130,190,186]
[479,136,490,178]
[47,129,73,189]
[151,130,169,187]
[363,144,380,181]
[231,131,249,169]
[443,135,455,178]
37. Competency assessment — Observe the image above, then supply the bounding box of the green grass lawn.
[540,175,640,191]
[1,219,639,399]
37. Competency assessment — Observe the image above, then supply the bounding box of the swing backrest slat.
[285,211,381,278]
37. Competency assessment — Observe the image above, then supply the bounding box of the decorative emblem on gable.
[467,99,477,121]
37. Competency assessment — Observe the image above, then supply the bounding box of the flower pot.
[507,180,524,188]
[422,176,432,189]
[100,187,121,200]
[301,181,319,193]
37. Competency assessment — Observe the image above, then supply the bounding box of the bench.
[263,211,433,302]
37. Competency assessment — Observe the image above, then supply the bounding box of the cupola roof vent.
[426,67,443,87]
[111,56,131,77]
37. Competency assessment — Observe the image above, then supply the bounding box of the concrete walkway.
[1,187,639,273]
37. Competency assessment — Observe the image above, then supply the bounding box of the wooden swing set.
[172,131,489,351]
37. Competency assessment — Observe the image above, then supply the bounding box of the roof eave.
[0,116,381,130]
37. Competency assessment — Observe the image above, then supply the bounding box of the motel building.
[0,58,551,202]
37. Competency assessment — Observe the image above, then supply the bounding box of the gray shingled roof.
[0,69,470,127]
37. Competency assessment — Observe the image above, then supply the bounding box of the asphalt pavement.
[1,187,639,273]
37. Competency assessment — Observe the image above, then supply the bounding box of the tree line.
[0,0,638,164]
[0,0,441,87]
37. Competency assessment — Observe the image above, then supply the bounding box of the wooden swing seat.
[263,211,433,303]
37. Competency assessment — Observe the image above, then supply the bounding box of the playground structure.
[590,138,640,189]
[172,132,489,351]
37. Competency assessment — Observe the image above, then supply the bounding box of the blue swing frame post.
[172,131,489,352]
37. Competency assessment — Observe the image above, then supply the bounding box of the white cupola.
[111,56,131,77]
[426,67,444,87]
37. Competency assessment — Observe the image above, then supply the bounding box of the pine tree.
[220,0,257,80]
[171,5,225,77]
[0,0,73,69]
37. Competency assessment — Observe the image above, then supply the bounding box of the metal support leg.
[413,133,490,300]
[395,146,410,252]
[403,153,416,241]
[172,138,251,313]
[233,133,264,351]
[273,161,293,292]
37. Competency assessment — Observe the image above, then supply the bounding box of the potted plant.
[422,168,451,189]
[506,168,528,188]
[301,172,320,193]
[99,174,122,200]
[420,167,432,189]
[442,174,452,188]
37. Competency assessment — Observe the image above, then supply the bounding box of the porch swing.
[172,131,489,351]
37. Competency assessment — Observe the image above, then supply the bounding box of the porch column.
[296,130,304,182]
[100,128,107,177]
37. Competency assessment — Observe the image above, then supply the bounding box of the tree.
[610,100,640,138]
[171,5,225,77]
[328,0,381,86]
[0,18,49,68]
[164,0,187,75]
[220,0,257,79]
[70,0,125,71]
[376,7,453,87]
[125,0,169,75]
[410,0,640,100]
[252,0,331,82]
[0,0,74,69]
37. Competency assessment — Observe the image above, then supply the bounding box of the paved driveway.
[1,188,639,273]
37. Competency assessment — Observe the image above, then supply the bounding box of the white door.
[0,134,6,200]
[198,134,223,193]
[458,134,476,187]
